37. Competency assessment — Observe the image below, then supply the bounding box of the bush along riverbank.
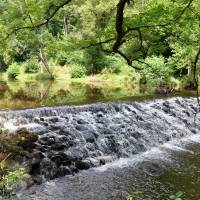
[0,51,197,97]
[0,127,36,199]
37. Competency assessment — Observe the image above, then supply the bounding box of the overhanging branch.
[3,0,72,40]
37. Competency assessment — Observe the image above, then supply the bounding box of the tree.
[0,0,199,81]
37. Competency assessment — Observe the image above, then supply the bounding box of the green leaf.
[169,195,176,199]
[176,191,183,197]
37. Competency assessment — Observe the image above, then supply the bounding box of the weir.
[0,97,199,184]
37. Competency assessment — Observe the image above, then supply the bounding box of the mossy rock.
[0,128,38,154]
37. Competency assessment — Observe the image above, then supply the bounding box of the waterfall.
[0,97,199,182]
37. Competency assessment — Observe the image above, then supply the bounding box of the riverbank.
[0,68,196,111]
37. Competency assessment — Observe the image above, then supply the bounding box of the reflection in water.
[0,79,141,110]
[0,79,197,110]
[0,81,9,96]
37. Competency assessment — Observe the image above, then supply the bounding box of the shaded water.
[20,134,200,200]
[16,134,200,200]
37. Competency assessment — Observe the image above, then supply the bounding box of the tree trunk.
[63,15,69,36]
[113,0,128,52]
[39,47,54,79]
[193,48,200,105]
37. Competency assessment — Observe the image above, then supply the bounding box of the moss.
[0,128,38,155]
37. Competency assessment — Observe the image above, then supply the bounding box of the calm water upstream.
[0,79,197,110]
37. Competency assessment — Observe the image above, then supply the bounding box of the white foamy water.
[96,133,200,172]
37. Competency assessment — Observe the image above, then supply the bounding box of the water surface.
[0,79,196,110]
[20,134,200,200]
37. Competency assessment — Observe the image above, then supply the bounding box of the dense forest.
[0,0,199,87]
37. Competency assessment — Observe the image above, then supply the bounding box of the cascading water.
[0,97,199,186]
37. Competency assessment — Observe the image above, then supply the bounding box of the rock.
[59,135,68,142]
[40,158,57,180]
[49,151,73,167]
[48,116,60,123]
[62,128,74,136]
[87,158,99,167]
[50,122,66,130]
[132,131,142,139]
[140,162,164,177]
[83,131,96,143]
[191,129,197,134]
[75,160,91,170]
[33,117,40,123]
[77,118,88,124]
[75,125,89,131]
[40,117,45,122]
[56,166,72,177]
[98,156,115,165]
[33,151,45,160]
[69,147,85,160]
[31,158,41,166]
[16,128,38,150]
[51,142,66,151]
[39,135,55,145]
[102,128,114,135]
[32,175,43,184]
[35,143,47,152]
[29,125,47,135]
[70,166,79,173]
[43,122,49,127]
[162,107,170,113]
[85,143,96,151]
[96,111,104,117]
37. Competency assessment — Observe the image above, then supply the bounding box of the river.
[0,80,200,200]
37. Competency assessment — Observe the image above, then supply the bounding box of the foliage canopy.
[0,0,199,83]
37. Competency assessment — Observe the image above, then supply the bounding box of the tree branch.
[3,0,72,40]
[81,38,115,49]
[125,0,194,34]
[115,50,142,70]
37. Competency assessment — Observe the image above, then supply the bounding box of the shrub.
[83,48,109,74]
[0,168,30,197]
[7,63,20,79]
[70,64,87,78]
[140,56,173,84]
[66,50,124,75]
[68,49,113,74]
[67,50,86,66]
[104,55,126,74]
[24,60,40,73]
[182,75,197,90]
[0,56,8,72]
[57,52,68,66]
